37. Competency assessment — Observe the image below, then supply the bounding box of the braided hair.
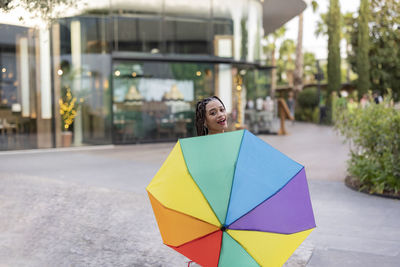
[195,96,225,136]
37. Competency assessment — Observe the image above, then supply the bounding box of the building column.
[71,20,83,146]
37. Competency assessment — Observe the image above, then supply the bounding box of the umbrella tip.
[220,225,226,232]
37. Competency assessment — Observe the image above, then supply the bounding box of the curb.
[0,145,115,156]
[344,176,400,200]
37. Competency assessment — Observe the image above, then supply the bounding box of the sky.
[284,0,361,60]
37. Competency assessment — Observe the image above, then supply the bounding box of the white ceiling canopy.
[262,0,307,34]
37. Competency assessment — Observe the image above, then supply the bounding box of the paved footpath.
[0,122,399,266]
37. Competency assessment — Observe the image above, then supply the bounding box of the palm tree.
[293,1,319,92]
[279,39,296,86]
[316,11,355,84]
[293,13,304,91]
[264,26,286,97]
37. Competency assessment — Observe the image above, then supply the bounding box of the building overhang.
[262,0,307,34]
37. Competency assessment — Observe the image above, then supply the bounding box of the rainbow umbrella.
[146,130,316,267]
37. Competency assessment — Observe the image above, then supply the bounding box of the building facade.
[0,0,305,150]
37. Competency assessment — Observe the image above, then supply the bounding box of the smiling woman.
[195,96,228,136]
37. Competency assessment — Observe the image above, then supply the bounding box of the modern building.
[0,0,306,150]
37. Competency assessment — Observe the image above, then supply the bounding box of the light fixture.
[57,69,63,76]
[115,70,121,76]
[1,68,6,73]
[132,72,137,77]
[196,71,201,76]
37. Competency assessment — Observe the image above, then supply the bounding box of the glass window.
[242,67,275,134]
[213,0,250,61]
[54,18,113,147]
[80,16,112,54]
[164,18,210,55]
[213,20,234,58]
[213,20,233,36]
[115,16,161,54]
[0,24,37,150]
[112,61,214,143]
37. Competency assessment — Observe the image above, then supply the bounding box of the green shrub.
[334,91,400,195]
[295,87,319,123]
[297,87,319,109]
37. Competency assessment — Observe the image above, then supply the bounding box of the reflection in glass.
[165,18,209,55]
[115,16,161,53]
[112,61,214,143]
[0,24,38,150]
[56,17,112,147]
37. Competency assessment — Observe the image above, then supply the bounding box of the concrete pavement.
[0,122,399,266]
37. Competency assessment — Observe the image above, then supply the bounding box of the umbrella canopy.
[146,129,316,267]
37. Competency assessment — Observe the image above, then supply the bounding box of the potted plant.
[59,87,77,147]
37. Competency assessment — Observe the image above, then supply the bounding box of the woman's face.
[205,99,228,134]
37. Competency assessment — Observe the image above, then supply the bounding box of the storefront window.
[54,17,112,147]
[112,61,214,143]
[242,67,277,134]
[0,24,37,150]
[114,16,161,53]
[213,19,233,36]
[164,18,210,55]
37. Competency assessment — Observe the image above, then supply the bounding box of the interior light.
[1,68,6,73]
[132,72,137,77]
[196,71,201,76]
[115,70,121,76]
[57,69,63,76]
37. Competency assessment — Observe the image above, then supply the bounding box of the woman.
[195,96,228,136]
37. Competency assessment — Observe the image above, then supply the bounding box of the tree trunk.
[356,0,370,97]
[270,46,277,98]
[293,13,304,92]
[327,0,341,95]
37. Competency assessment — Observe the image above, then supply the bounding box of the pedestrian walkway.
[0,122,399,266]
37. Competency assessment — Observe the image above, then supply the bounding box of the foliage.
[277,39,296,84]
[279,39,296,70]
[356,0,371,97]
[244,69,271,100]
[315,12,327,38]
[59,87,77,131]
[303,52,317,83]
[0,0,80,25]
[240,17,248,61]
[349,0,400,101]
[295,87,319,123]
[334,91,400,195]
[263,26,286,66]
[327,0,341,95]
[263,26,286,97]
